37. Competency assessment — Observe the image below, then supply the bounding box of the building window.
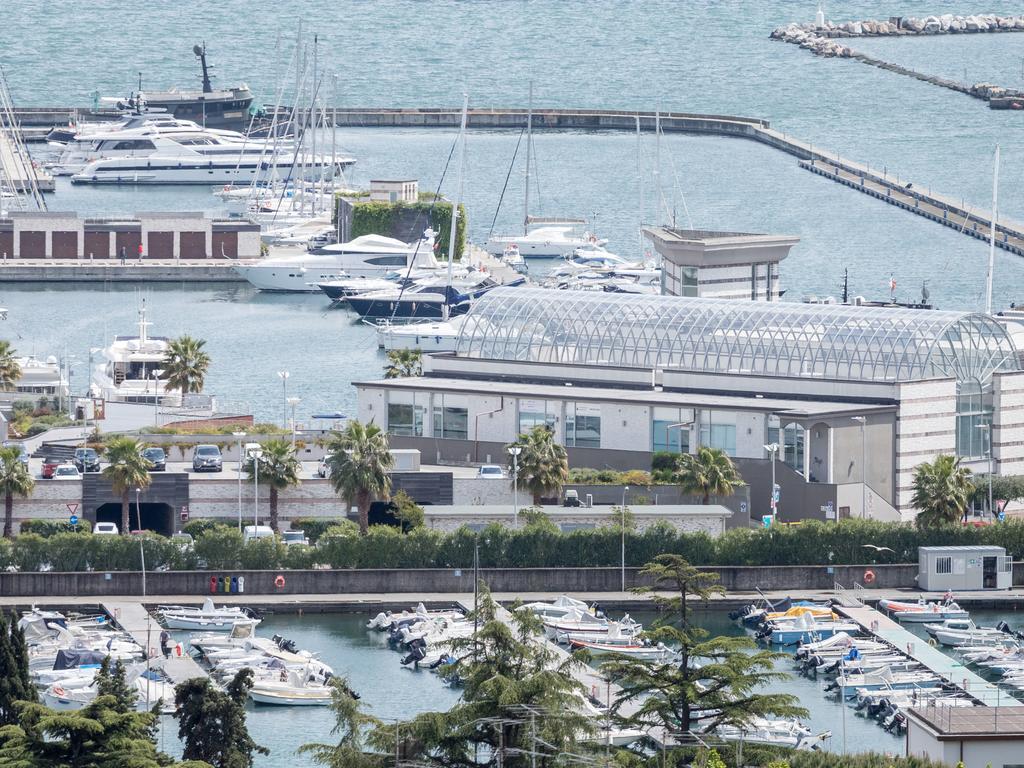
[566,402,601,448]
[387,403,424,436]
[956,380,991,459]
[680,266,698,297]
[431,394,468,440]
[518,399,556,435]
[782,423,805,474]
[934,556,952,575]
[700,423,736,456]
[652,407,692,453]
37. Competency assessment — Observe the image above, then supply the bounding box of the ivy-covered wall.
[338,196,467,260]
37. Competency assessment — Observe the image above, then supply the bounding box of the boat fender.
[175,643,184,657]
[274,574,286,589]
[928,638,937,647]
[863,569,876,584]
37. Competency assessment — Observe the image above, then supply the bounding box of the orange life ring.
[53,685,66,696]
[274,574,286,589]
[863,569,876,584]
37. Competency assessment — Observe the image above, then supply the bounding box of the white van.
[242,525,275,544]
[281,530,308,546]
[94,522,119,536]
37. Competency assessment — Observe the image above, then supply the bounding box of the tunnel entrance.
[95,502,174,536]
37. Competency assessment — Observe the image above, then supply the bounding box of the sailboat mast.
[444,95,469,321]
[332,73,338,190]
[523,82,532,236]
[636,113,644,258]
[311,34,319,214]
[986,145,1000,315]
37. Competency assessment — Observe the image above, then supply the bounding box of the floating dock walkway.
[102,600,208,683]
[834,601,1005,707]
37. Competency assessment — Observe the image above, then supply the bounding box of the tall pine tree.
[175,668,268,768]
[0,612,35,726]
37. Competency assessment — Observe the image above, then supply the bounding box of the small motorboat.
[158,599,257,631]
[759,612,860,646]
[924,619,1019,647]
[522,595,591,619]
[569,639,674,662]
[830,666,942,698]
[501,244,528,274]
[715,718,831,751]
[543,608,611,640]
[248,670,334,706]
[366,604,464,631]
[879,597,968,622]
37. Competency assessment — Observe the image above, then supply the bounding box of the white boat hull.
[248,689,332,706]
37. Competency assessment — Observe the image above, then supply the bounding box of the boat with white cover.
[543,608,612,640]
[569,639,674,662]
[924,618,1018,647]
[715,718,831,751]
[158,598,257,631]
[521,595,590,619]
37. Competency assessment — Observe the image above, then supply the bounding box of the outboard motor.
[996,621,1014,635]
[755,623,774,640]
[728,604,752,622]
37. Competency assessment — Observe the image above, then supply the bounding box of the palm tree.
[163,335,211,395]
[0,447,33,538]
[912,454,975,529]
[245,439,300,532]
[507,426,569,506]
[325,421,394,534]
[101,437,151,535]
[676,446,742,504]
[383,349,422,379]
[0,341,21,392]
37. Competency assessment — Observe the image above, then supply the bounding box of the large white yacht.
[90,304,174,405]
[486,221,608,258]
[235,231,441,292]
[69,135,352,185]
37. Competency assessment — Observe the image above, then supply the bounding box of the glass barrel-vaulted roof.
[454,288,1019,385]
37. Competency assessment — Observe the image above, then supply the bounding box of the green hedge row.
[1,518,1021,572]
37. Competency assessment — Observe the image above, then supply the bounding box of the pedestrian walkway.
[835,603,1006,706]
[101,600,207,683]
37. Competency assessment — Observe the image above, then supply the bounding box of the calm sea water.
[155,608,922,765]
[3,2,1024,418]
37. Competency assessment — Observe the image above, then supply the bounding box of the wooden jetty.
[834,599,1005,707]
[102,600,208,683]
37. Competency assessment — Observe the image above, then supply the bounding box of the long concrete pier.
[8,106,1022,257]
[0,258,247,282]
[102,600,208,683]
[834,602,1004,707]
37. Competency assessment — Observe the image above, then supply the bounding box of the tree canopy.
[174,668,267,768]
[911,454,975,529]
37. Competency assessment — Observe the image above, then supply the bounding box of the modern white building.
[356,287,1023,522]
[644,227,798,301]
[906,706,1024,768]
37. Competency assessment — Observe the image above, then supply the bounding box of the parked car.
[94,522,118,535]
[41,456,61,479]
[142,446,166,471]
[170,532,194,549]
[477,464,505,479]
[282,530,308,546]
[2,441,29,465]
[74,447,101,473]
[192,444,223,472]
[242,525,274,544]
[54,463,81,479]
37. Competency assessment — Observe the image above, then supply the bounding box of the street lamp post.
[277,371,290,429]
[507,445,522,528]
[233,431,247,532]
[135,487,146,597]
[249,445,264,526]
[977,423,994,517]
[287,396,302,449]
[764,443,779,522]
[852,416,867,518]
[621,485,629,592]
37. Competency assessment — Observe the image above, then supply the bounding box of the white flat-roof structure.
[357,288,1024,523]
[907,706,1024,768]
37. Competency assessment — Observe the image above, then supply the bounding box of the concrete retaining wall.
[0,264,246,282]
[0,563,920,597]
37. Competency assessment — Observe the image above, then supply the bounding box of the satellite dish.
[192,44,204,57]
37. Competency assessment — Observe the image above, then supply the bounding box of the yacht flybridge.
[90,303,174,405]
[235,231,441,292]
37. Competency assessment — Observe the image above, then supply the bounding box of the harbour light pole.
[507,445,522,528]
[851,416,867,518]
[621,486,629,592]
[135,487,146,597]
[277,371,290,428]
[287,396,302,449]
[764,443,780,522]
[249,445,263,527]
[233,431,247,532]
